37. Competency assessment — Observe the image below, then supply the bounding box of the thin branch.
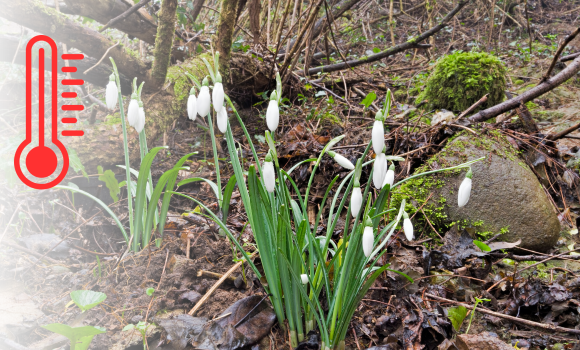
[83,41,120,75]
[540,26,580,83]
[298,0,469,75]
[99,0,152,33]
[467,55,580,124]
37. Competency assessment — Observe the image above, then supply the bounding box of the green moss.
[417,51,507,112]
[166,53,212,102]
[514,79,525,85]
[103,114,122,125]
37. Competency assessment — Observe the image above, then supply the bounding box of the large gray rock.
[396,132,561,252]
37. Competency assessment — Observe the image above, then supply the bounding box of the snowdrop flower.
[217,104,228,133]
[263,152,276,193]
[135,100,146,133]
[105,74,118,110]
[362,217,374,258]
[266,91,279,132]
[187,87,197,121]
[372,110,385,156]
[403,212,414,241]
[127,92,140,130]
[212,72,224,113]
[458,167,473,208]
[382,163,395,188]
[351,184,362,216]
[372,152,387,188]
[301,274,308,284]
[197,77,211,118]
[328,151,354,170]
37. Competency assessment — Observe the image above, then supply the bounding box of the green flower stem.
[109,58,135,250]
[207,111,223,207]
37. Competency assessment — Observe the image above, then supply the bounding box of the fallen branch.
[4,241,60,265]
[188,251,258,316]
[467,54,580,124]
[425,293,580,335]
[455,94,488,121]
[99,0,151,32]
[298,0,470,75]
[540,26,580,83]
[491,252,580,261]
[547,121,580,141]
[560,52,580,62]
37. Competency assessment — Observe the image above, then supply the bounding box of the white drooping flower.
[197,77,211,118]
[372,110,385,156]
[328,151,354,170]
[403,212,414,241]
[212,72,224,113]
[217,104,228,133]
[382,163,395,188]
[373,152,387,188]
[351,185,362,216]
[187,87,197,121]
[266,92,279,132]
[127,92,140,129]
[135,100,146,133]
[362,218,374,258]
[105,74,118,110]
[301,274,308,284]
[458,167,473,208]
[263,152,276,193]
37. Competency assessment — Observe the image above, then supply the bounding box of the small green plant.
[447,305,467,331]
[417,51,507,112]
[70,290,107,312]
[465,297,490,334]
[41,324,105,350]
[42,291,107,349]
[123,321,153,350]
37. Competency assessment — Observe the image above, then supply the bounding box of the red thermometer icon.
[14,35,84,190]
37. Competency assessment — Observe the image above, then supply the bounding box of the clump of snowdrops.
[174,53,483,350]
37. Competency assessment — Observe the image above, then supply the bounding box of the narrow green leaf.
[98,166,120,202]
[473,240,491,252]
[448,305,468,331]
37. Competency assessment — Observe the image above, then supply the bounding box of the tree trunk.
[249,0,262,43]
[150,0,179,87]
[216,0,240,75]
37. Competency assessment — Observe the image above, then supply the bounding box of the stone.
[395,131,561,252]
[456,332,513,350]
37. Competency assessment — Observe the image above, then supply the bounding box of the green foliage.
[123,322,152,350]
[447,305,467,331]
[97,166,120,202]
[360,91,377,109]
[41,324,105,350]
[70,290,107,312]
[473,240,491,252]
[417,51,507,112]
[69,149,88,179]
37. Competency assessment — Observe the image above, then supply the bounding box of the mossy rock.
[392,131,561,252]
[417,51,507,112]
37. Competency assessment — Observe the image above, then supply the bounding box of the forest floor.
[3,0,580,350]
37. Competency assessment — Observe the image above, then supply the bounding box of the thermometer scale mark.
[14,35,85,190]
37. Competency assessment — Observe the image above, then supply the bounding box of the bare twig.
[83,41,120,75]
[467,55,580,124]
[540,26,580,83]
[455,94,488,121]
[547,121,580,141]
[188,251,258,316]
[298,0,469,75]
[4,241,60,264]
[99,0,152,33]
[425,293,580,335]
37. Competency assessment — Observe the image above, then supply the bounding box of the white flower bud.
[328,151,354,170]
[373,153,387,188]
[362,225,374,258]
[187,88,197,121]
[458,168,473,208]
[217,105,228,133]
[351,186,362,216]
[382,163,395,188]
[135,103,146,133]
[301,274,308,284]
[266,99,279,132]
[403,212,413,241]
[263,159,276,193]
[127,94,140,129]
[197,84,211,118]
[372,112,385,155]
[212,79,224,113]
[105,75,118,110]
